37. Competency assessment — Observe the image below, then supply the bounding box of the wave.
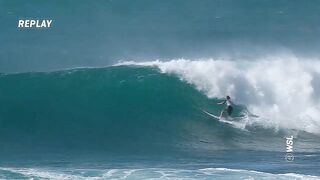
[0,63,319,155]
[118,55,320,135]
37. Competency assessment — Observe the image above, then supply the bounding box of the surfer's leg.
[227,106,233,116]
[219,110,224,118]
[220,108,227,118]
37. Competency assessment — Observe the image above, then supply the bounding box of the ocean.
[1,0,320,179]
[0,61,320,179]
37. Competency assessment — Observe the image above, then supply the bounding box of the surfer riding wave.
[218,95,233,118]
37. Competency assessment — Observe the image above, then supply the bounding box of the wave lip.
[118,57,320,135]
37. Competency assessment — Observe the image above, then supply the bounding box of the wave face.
[0,66,216,154]
[0,63,319,156]
[121,57,320,135]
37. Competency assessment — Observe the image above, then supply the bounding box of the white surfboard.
[202,109,248,129]
[202,110,247,120]
[202,110,245,122]
[202,110,221,120]
[202,110,234,126]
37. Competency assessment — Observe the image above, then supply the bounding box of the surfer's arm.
[217,100,226,105]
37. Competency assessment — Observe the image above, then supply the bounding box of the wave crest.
[118,56,320,134]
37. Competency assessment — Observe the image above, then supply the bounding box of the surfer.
[218,95,233,118]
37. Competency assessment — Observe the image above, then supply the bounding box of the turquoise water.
[1,0,320,72]
[0,66,319,179]
[1,0,320,179]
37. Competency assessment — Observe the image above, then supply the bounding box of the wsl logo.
[18,19,52,28]
[285,136,294,162]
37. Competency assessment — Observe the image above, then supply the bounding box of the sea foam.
[118,55,320,134]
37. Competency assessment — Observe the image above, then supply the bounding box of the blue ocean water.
[1,0,320,179]
[0,65,319,179]
[1,0,320,72]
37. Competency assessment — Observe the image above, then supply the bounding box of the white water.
[118,55,320,134]
[1,167,318,180]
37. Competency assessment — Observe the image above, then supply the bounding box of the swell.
[0,66,318,155]
[0,66,206,153]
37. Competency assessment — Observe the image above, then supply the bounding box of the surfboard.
[202,110,245,122]
[202,110,221,120]
[202,110,249,130]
